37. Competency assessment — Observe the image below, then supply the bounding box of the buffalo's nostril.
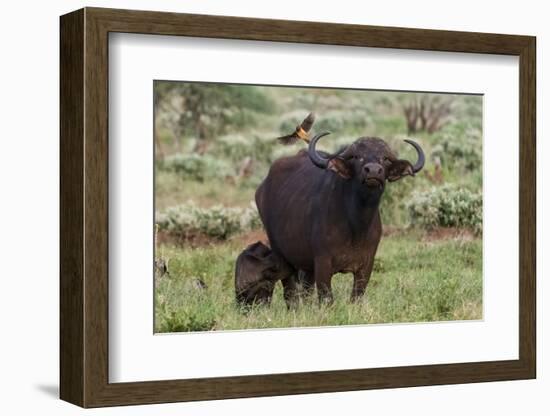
[364,163,383,176]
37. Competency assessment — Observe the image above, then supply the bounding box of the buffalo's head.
[308,132,425,192]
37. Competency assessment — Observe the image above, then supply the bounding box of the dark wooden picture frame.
[60,7,536,408]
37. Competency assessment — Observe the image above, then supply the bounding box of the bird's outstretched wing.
[276,112,316,145]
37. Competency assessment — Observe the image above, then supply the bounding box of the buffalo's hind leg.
[351,265,373,302]
[351,250,378,301]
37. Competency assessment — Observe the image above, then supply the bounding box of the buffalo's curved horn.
[404,139,425,173]
[308,132,331,169]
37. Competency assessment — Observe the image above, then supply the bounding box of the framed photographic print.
[60,7,536,408]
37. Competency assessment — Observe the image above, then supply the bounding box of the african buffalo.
[254,114,425,304]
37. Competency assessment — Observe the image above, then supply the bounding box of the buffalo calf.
[235,241,293,306]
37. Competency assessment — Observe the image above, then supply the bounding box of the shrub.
[157,202,261,239]
[431,124,482,173]
[278,109,313,134]
[407,185,482,234]
[156,293,217,332]
[159,310,216,332]
[379,176,419,226]
[160,153,233,182]
[279,110,370,137]
[213,134,277,165]
[156,82,276,141]
[270,145,301,162]
[315,112,346,132]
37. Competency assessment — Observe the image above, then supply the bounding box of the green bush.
[160,154,233,182]
[379,176,419,226]
[278,109,313,134]
[407,185,482,234]
[431,124,482,173]
[156,292,217,332]
[156,82,276,141]
[157,202,261,239]
[157,308,217,332]
[279,110,370,136]
[213,134,278,165]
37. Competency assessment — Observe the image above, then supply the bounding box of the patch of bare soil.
[158,226,476,249]
[381,225,404,237]
[157,229,268,248]
[229,229,269,247]
[421,227,477,242]
[382,226,477,241]
[157,230,219,248]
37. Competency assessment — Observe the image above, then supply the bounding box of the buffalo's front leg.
[351,259,375,302]
[281,275,298,309]
[352,215,381,302]
[314,257,334,304]
[297,270,315,299]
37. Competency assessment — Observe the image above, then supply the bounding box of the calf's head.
[308,132,425,193]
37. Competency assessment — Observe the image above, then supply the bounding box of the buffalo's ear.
[387,159,414,182]
[328,157,352,179]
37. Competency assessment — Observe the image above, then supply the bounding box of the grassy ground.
[154,85,483,333]
[155,172,255,210]
[154,229,482,332]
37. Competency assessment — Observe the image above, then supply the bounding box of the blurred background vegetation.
[154,81,483,332]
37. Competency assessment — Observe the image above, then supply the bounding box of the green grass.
[155,171,254,210]
[154,229,482,332]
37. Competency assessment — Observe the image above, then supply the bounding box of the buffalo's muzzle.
[363,163,385,187]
